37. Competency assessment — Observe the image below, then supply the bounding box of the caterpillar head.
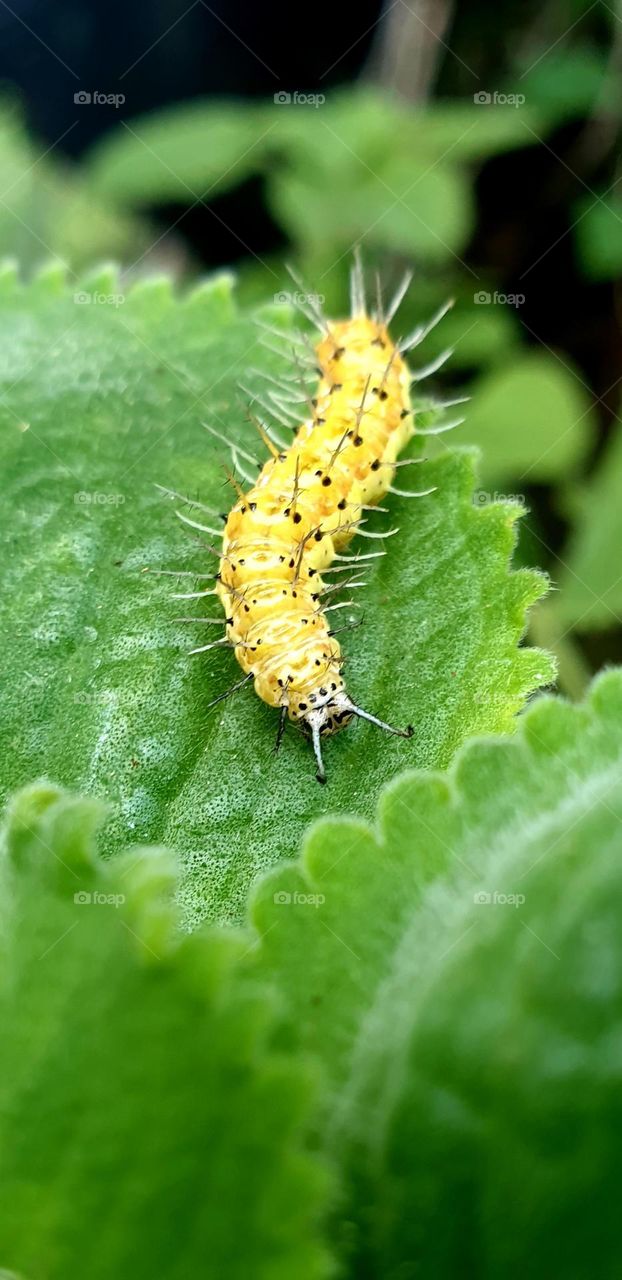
[300,692,413,784]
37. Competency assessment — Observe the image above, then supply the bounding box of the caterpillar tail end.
[301,694,413,783]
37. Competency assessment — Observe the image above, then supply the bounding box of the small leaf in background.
[360,155,473,261]
[251,671,622,1279]
[463,350,594,484]
[88,101,268,205]
[0,784,330,1280]
[269,156,473,262]
[0,272,553,926]
[396,98,547,159]
[515,48,611,126]
[574,192,622,281]
[556,412,622,631]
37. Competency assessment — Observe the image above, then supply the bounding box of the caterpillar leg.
[205,673,253,711]
[274,703,288,754]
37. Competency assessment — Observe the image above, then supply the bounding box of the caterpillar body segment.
[216,309,419,781]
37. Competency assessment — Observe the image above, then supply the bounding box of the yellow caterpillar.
[165,260,462,781]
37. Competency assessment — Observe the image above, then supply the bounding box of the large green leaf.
[251,669,622,1278]
[556,411,622,631]
[0,268,552,925]
[0,783,330,1280]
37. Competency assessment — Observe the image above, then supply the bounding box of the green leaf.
[574,193,622,282]
[0,271,552,926]
[463,350,594,485]
[88,101,268,204]
[426,296,521,369]
[269,155,472,261]
[251,670,622,1278]
[556,412,622,631]
[516,48,612,126]
[392,97,546,158]
[267,90,544,167]
[0,782,330,1280]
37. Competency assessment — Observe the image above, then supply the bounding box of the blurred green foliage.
[84,88,547,333]
[0,101,149,270]
[574,194,622,281]
[558,410,622,630]
[463,350,594,485]
[85,89,539,240]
